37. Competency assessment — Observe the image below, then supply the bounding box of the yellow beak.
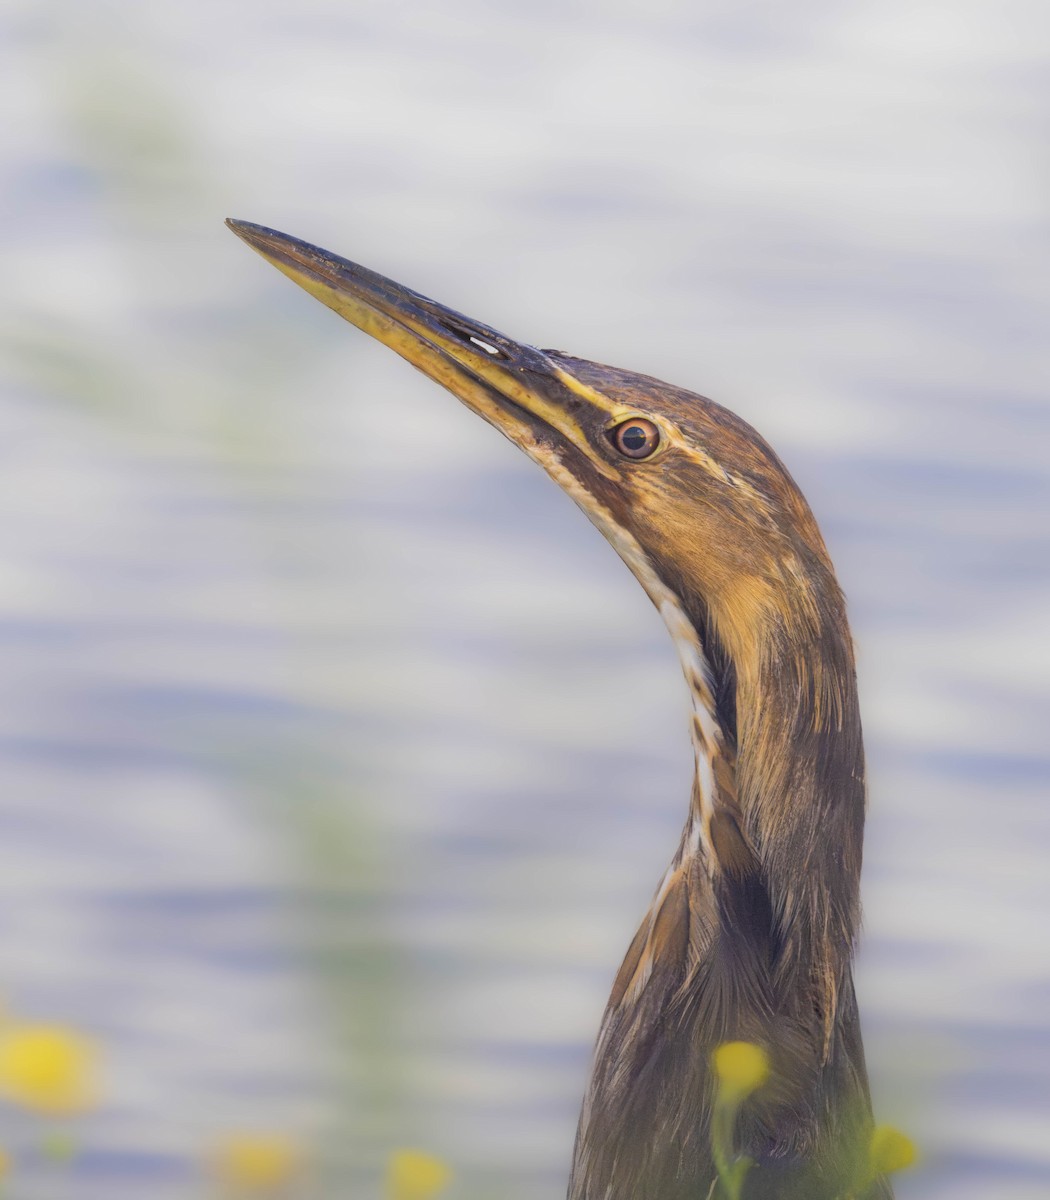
[226,219,616,474]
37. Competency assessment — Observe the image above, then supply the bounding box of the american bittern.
[228,220,891,1200]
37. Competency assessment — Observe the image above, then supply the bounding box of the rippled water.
[2,2,1048,1197]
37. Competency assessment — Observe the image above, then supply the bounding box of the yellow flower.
[0,1026,97,1115]
[869,1124,917,1175]
[386,1149,453,1200]
[214,1135,302,1192]
[711,1041,770,1100]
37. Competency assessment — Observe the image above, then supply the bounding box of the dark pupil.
[622,425,648,451]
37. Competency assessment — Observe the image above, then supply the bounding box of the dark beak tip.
[226,219,289,252]
[226,217,263,241]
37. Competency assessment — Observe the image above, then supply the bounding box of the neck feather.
[569,556,871,1200]
[667,561,866,1046]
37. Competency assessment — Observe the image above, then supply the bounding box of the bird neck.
[568,563,873,1200]
[670,568,866,1035]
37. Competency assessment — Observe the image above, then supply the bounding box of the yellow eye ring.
[611,418,660,460]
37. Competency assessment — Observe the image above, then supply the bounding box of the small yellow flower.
[711,1041,770,1100]
[0,1026,97,1115]
[214,1135,301,1192]
[869,1124,917,1175]
[386,1149,453,1200]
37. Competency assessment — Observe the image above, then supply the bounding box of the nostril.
[439,319,506,359]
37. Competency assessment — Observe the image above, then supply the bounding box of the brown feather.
[225,227,891,1200]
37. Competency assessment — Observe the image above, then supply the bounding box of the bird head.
[225,220,841,699]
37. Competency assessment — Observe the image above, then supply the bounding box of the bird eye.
[611,418,660,460]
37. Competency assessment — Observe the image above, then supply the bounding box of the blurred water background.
[2,1,1049,1196]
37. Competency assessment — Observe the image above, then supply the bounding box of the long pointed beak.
[226,220,615,474]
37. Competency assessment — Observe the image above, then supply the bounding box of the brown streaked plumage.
[226,219,891,1200]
